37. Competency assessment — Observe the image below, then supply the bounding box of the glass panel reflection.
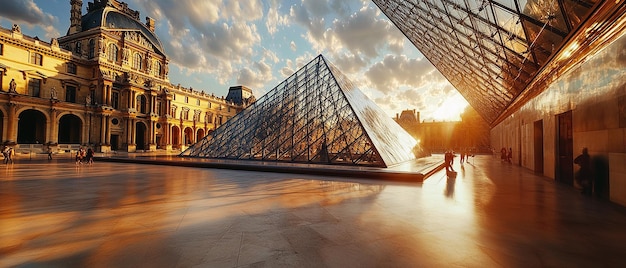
[181,55,418,167]
[372,0,594,123]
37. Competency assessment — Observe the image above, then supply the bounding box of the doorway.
[534,120,544,173]
[556,111,573,184]
[136,122,146,150]
[111,135,119,151]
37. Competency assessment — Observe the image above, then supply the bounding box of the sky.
[0,0,469,121]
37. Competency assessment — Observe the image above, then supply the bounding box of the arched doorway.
[18,109,46,144]
[136,122,147,150]
[196,128,205,141]
[172,126,180,148]
[184,127,194,145]
[58,114,82,144]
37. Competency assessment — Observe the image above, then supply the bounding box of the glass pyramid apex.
[181,55,418,168]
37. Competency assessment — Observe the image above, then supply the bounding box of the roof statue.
[181,55,418,168]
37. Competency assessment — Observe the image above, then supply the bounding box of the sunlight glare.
[432,94,469,121]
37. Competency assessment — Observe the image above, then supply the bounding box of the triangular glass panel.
[181,55,418,168]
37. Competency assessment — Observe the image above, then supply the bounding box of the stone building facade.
[0,0,253,154]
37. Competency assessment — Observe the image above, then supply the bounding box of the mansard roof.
[81,7,165,55]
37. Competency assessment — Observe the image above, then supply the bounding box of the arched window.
[75,41,82,54]
[88,39,95,58]
[107,44,118,62]
[133,53,142,70]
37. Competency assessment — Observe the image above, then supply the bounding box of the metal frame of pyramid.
[181,55,417,168]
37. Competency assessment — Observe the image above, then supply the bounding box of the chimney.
[146,17,155,32]
[69,0,83,35]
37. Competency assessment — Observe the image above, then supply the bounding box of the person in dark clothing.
[574,147,592,195]
[444,150,455,172]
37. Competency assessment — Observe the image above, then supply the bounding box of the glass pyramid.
[181,55,418,168]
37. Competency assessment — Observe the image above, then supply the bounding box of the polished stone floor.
[1,156,626,267]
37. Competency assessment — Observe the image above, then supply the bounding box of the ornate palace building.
[0,0,253,154]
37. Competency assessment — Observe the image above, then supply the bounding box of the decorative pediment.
[123,31,154,52]
[21,70,48,82]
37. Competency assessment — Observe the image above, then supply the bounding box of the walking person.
[460,150,465,164]
[507,148,512,163]
[47,147,53,160]
[86,148,94,165]
[574,148,592,195]
[4,146,14,164]
[444,150,455,172]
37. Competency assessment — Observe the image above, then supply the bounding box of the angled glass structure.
[372,0,622,125]
[181,55,418,167]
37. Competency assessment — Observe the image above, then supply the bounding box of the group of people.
[500,147,512,163]
[444,149,475,173]
[75,147,94,165]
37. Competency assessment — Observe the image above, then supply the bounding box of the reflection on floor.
[1,156,625,267]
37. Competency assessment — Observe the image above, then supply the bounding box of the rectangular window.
[185,96,189,103]
[0,43,4,55]
[156,101,161,116]
[30,52,43,66]
[28,78,41,97]
[65,85,77,102]
[112,91,119,109]
[90,90,96,105]
[208,102,212,108]
[196,99,200,106]
[67,63,77,74]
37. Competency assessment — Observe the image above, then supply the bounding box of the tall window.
[75,41,82,54]
[88,39,95,58]
[133,53,142,70]
[112,91,119,109]
[137,95,147,113]
[156,101,161,116]
[153,61,161,76]
[0,43,4,55]
[107,44,118,62]
[28,78,41,97]
[185,96,188,103]
[30,52,43,65]
[182,109,189,120]
[90,90,96,105]
[65,85,76,102]
[67,63,77,74]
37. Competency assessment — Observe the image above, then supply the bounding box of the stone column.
[6,103,18,143]
[48,109,59,144]
[100,115,107,144]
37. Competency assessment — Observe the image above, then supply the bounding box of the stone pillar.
[106,84,112,106]
[6,103,18,143]
[105,117,111,144]
[48,109,59,144]
[100,115,107,144]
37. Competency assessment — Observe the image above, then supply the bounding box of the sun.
[432,94,469,121]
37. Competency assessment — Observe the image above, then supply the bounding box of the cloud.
[134,0,263,87]
[236,59,274,89]
[0,0,59,39]
[290,41,297,51]
[364,54,440,94]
